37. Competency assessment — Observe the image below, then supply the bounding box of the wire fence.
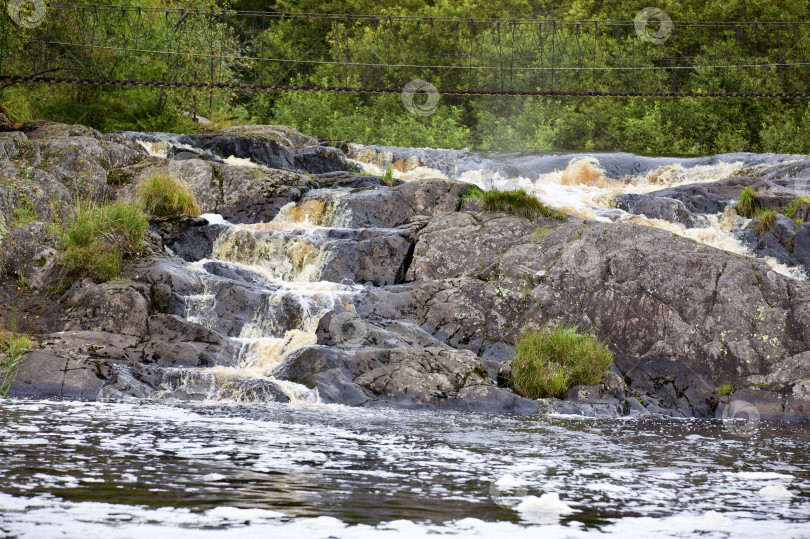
[2,3,810,97]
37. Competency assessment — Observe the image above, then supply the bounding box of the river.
[1,399,808,537]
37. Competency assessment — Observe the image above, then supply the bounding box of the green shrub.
[59,201,149,282]
[479,188,567,222]
[736,187,761,218]
[754,209,778,235]
[511,324,613,399]
[137,172,201,217]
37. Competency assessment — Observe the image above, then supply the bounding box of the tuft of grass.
[754,209,778,235]
[477,187,567,222]
[531,226,553,243]
[1,317,33,396]
[736,186,762,218]
[510,324,613,399]
[137,171,201,217]
[461,185,485,201]
[59,201,149,282]
[380,165,396,187]
[782,196,810,219]
[717,384,734,397]
[10,206,37,228]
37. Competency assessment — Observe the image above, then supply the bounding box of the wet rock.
[149,369,292,403]
[319,229,413,286]
[716,387,809,423]
[142,314,238,367]
[9,351,113,399]
[338,178,470,228]
[649,176,756,214]
[181,125,349,174]
[537,398,624,418]
[614,193,700,227]
[277,345,538,414]
[9,330,139,399]
[793,223,810,263]
[149,215,226,262]
[61,280,150,339]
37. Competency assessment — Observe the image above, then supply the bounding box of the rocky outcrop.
[276,345,538,413]
[180,125,350,174]
[614,193,701,227]
[2,122,809,422]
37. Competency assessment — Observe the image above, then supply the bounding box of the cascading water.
[155,187,362,404]
[350,145,809,280]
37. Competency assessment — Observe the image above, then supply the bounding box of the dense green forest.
[2,0,810,154]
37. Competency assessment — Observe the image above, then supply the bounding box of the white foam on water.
[728,472,795,480]
[758,484,794,498]
[495,474,522,488]
[200,213,232,226]
[348,158,448,182]
[223,155,263,168]
[515,493,576,524]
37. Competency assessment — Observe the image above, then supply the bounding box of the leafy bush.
[59,201,149,282]
[137,172,201,217]
[511,325,613,399]
[736,186,762,218]
[477,187,567,222]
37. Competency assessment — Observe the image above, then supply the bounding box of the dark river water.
[1,399,808,537]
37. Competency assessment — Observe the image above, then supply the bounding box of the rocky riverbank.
[1,121,808,423]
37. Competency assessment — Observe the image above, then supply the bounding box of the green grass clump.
[717,384,734,397]
[137,172,201,217]
[381,165,396,187]
[10,206,37,228]
[511,325,613,399]
[782,196,810,219]
[754,209,778,235]
[59,201,149,282]
[1,317,33,396]
[461,185,485,201]
[474,187,567,222]
[736,187,762,218]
